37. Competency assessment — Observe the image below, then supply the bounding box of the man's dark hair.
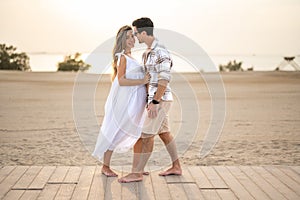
[132,17,154,36]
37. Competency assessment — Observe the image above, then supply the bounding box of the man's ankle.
[172,160,181,167]
[102,165,110,169]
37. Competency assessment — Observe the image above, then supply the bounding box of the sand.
[0,70,299,167]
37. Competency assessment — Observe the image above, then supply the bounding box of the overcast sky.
[1,0,299,55]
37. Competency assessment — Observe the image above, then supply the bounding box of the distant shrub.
[247,67,254,71]
[0,44,31,71]
[219,60,243,72]
[57,52,91,72]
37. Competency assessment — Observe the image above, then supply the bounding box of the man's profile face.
[133,26,143,44]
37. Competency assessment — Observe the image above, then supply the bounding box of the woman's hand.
[143,72,151,84]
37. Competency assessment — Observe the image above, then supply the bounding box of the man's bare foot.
[159,167,182,176]
[143,171,150,176]
[118,173,143,183]
[101,166,118,177]
[132,169,149,175]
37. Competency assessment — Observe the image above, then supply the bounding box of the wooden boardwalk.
[0,165,299,200]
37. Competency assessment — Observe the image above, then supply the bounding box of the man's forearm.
[153,79,168,101]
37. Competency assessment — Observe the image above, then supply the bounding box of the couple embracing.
[92,17,182,183]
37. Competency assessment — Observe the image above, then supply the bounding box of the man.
[118,17,182,183]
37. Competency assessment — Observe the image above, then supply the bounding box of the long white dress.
[92,53,146,161]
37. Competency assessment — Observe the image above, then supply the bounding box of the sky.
[1,0,300,56]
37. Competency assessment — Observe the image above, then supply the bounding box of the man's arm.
[153,54,172,101]
[153,79,168,101]
[147,56,172,118]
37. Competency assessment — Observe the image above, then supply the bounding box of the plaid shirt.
[143,39,173,103]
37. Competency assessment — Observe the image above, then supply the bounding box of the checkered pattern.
[143,39,173,103]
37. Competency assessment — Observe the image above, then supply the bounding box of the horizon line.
[26,51,300,57]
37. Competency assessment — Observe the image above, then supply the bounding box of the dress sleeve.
[115,50,125,67]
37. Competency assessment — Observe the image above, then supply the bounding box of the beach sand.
[0,71,299,167]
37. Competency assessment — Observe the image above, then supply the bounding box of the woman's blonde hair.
[111,25,132,81]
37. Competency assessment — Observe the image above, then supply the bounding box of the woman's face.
[125,30,135,49]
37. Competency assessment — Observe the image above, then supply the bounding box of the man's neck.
[144,36,155,49]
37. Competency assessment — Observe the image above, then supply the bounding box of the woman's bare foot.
[101,165,118,177]
[118,173,143,183]
[159,166,182,176]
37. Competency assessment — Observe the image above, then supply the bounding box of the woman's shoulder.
[115,53,127,67]
[119,54,127,65]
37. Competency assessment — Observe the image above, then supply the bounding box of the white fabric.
[92,53,146,161]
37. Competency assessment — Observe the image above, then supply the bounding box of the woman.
[92,25,150,177]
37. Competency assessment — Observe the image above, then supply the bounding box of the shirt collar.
[149,38,158,50]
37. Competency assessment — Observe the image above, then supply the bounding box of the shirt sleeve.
[155,49,172,81]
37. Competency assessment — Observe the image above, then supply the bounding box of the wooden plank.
[2,165,298,200]
[227,166,270,200]
[48,166,69,183]
[240,166,286,200]
[54,184,76,200]
[53,166,82,200]
[289,166,300,175]
[165,173,182,184]
[188,166,213,189]
[87,166,106,200]
[2,190,24,200]
[137,166,155,200]
[19,190,40,200]
[0,166,16,183]
[63,166,82,183]
[120,166,138,200]
[279,166,300,184]
[138,178,155,200]
[174,168,205,200]
[150,170,172,199]
[252,166,299,200]
[13,166,42,189]
[216,189,238,200]
[0,166,29,199]
[121,182,139,199]
[165,168,194,183]
[264,166,300,196]
[165,167,204,199]
[202,190,222,200]
[182,183,205,200]
[202,166,228,189]
[29,166,56,190]
[105,177,121,200]
[72,166,96,200]
[167,183,187,199]
[37,184,60,200]
[214,166,254,200]
[104,169,121,200]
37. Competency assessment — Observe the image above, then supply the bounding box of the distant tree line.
[2,43,251,73]
[0,44,31,71]
[57,52,91,72]
[0,43,91,72]
[219,60,243,72]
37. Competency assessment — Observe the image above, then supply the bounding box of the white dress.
[92,53,146,161]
